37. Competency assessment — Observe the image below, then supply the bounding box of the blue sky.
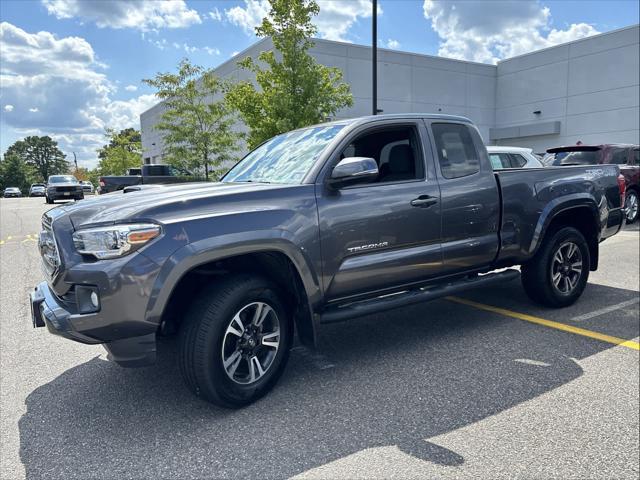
[1,0,639,168]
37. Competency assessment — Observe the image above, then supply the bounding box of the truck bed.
[495,165,624,266]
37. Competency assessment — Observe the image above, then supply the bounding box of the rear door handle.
[410,195,438,208]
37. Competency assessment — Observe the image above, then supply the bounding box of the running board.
[320,269,520,324]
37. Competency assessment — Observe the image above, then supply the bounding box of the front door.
[316,121,443,302]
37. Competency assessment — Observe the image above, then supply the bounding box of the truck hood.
[48,182,296,229]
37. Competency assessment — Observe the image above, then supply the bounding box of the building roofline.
[496,23,639,63]
[309,37,495,68]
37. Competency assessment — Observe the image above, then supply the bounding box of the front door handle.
[410,195,438,208]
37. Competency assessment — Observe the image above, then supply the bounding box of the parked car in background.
[486,146,544,170]
[45,175,84,204]
[544,144,639,223]
[30,114,625,408]
[29,184,46,197]
[3,187,22,198]
[80,181,94,194]
[98,164,192,194]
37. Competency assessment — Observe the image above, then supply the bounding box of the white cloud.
[423,0,599,64]
[171,41,199,53]
[209,7,223,22]
[226,0,378,42]
[386,39,400,49]
[4,105,14,112]
[204,46,221,56]
[231,50,240,57]
[42,0,201,32]
[125,84,138,92]
[0,22,157,167]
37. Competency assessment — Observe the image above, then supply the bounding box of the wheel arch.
[532,201,600,271]
[147,242,320,347]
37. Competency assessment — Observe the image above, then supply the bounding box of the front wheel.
[521,227,590,308]
[625,190,639,224]
[179,275,292,408]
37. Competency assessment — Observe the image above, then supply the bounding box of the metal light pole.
[372,0,377,115]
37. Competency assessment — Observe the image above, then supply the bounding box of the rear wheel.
[179,274,292,408]
[521,227,590,307]
[625,190,639,224]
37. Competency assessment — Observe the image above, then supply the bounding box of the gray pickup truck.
[30,114,625,408]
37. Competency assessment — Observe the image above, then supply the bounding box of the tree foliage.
[226,0,353,149]
[0,153,35,192]
[96,128,142,175]
[5,136,68,181]
[143,59,241,180]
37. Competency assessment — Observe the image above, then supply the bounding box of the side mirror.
[328,157,378,189]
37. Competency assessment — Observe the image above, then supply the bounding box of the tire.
[521,226,590,308]
[179,274,292,408]
[45,195,53,204]
[625,189,639,224]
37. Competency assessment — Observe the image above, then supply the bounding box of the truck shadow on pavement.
[18,281,639,479]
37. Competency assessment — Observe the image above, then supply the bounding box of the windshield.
[6,188,19,192]
[224,124,347,184]
[48,175,78,184]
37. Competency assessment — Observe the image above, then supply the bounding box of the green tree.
[226,0,353,149]
[98,128,141,160]
[0,153,34,192]
[5,136,68,182]
[96,128,142,175]
[143,59,241,180]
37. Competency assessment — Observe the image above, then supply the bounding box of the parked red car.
[544,144,640,223]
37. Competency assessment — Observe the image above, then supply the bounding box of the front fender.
[143,229,322,326]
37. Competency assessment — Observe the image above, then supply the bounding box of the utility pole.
[372,0,377,115]
[73,152,78,171]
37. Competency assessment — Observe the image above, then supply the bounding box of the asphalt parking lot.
[1,197,638,479]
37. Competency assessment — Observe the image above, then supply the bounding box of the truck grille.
[56,186,77,192]
[39,216,61,278]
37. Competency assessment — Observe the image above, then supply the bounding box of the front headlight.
[72,223,161,259]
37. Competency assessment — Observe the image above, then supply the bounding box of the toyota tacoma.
[30,114,626,408]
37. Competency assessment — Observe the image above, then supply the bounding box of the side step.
[320,268,520,324]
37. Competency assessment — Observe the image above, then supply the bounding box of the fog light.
[90,291,99,308]
[76,285,100,314]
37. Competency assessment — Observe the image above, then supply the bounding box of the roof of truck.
[310,113,473,131]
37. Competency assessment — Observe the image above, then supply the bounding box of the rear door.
[315,119,443,302]
[426,121,501,273]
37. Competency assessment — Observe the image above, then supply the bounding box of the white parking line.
[571,299,640,322]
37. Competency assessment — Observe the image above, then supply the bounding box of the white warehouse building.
[141,24,639,163]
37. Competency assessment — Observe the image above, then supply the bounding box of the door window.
[432,123,480,179]
[489,153,511,170]
[338,126,424,184]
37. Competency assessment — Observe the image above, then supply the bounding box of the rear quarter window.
[432,123,480,179]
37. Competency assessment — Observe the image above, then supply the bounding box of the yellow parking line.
[447,296,640,351]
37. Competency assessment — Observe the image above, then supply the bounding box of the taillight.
[617,174,626,207]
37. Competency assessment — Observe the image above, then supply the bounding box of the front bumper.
[29,281,157,367]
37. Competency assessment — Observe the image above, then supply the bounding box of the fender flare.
[143,229,322,329]
[529,193,600,256]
